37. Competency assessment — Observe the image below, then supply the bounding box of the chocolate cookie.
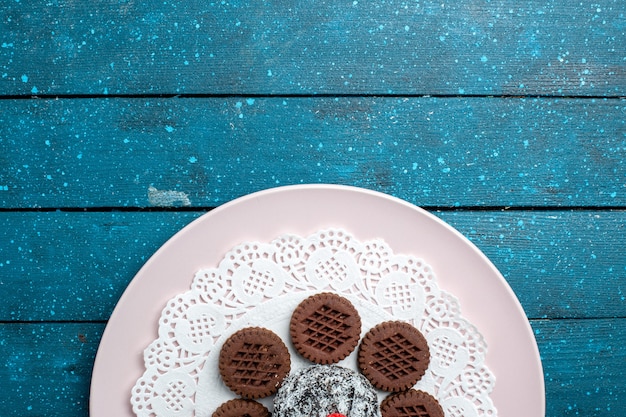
[290,293,362,364]
[358,321,430,392]
[212,399,270,417]
[380,390,444,417]
[218,327,291,399]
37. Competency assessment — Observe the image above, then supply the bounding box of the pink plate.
[90,184,545,417]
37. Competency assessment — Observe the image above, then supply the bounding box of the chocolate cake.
[273,365,381,417]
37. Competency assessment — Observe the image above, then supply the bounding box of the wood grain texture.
[1,210,624,322]
[0,319,623,416]
[439,210,626,320]
[1,0,624,96]
[0,212,195,321]
[1,97,625,209]
[533,318,626,416]
[0,323,103,417]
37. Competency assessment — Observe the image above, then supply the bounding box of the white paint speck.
[21,74,28,83]
[45,140,51,146]
[147,186,191,207]
[165,125,174,133]
[267,69,273,76]
[481,55,488,63]
[246,98,255,105]
[189,156,197,163]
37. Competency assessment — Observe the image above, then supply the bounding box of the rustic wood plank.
[0,212,195,321]
[0,323,103,417]
[1,210,624,322]
[1,0,624,96]
[438,210,626,320]
[1,97,625,208]
[533,318,626,416]
[0,319,624,416]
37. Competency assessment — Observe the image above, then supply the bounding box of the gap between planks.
[1,206,625,213]
[1,93,625,100]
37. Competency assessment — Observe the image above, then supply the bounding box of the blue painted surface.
[0,0,625,416]
[0,0,624,95]
[1,97,624,208]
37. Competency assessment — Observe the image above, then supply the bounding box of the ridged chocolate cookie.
[290,293,362,364]
[358,321,430,392]
[380,390,443,417]
[212,399,270,417]
[218,327,291,399]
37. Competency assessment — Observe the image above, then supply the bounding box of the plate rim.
[90,184,545,417]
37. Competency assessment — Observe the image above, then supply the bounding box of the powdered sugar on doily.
[130,229,497,417]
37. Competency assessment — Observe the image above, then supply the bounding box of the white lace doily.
[131,229,497,417]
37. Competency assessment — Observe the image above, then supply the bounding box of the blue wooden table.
[1,1,625,416]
